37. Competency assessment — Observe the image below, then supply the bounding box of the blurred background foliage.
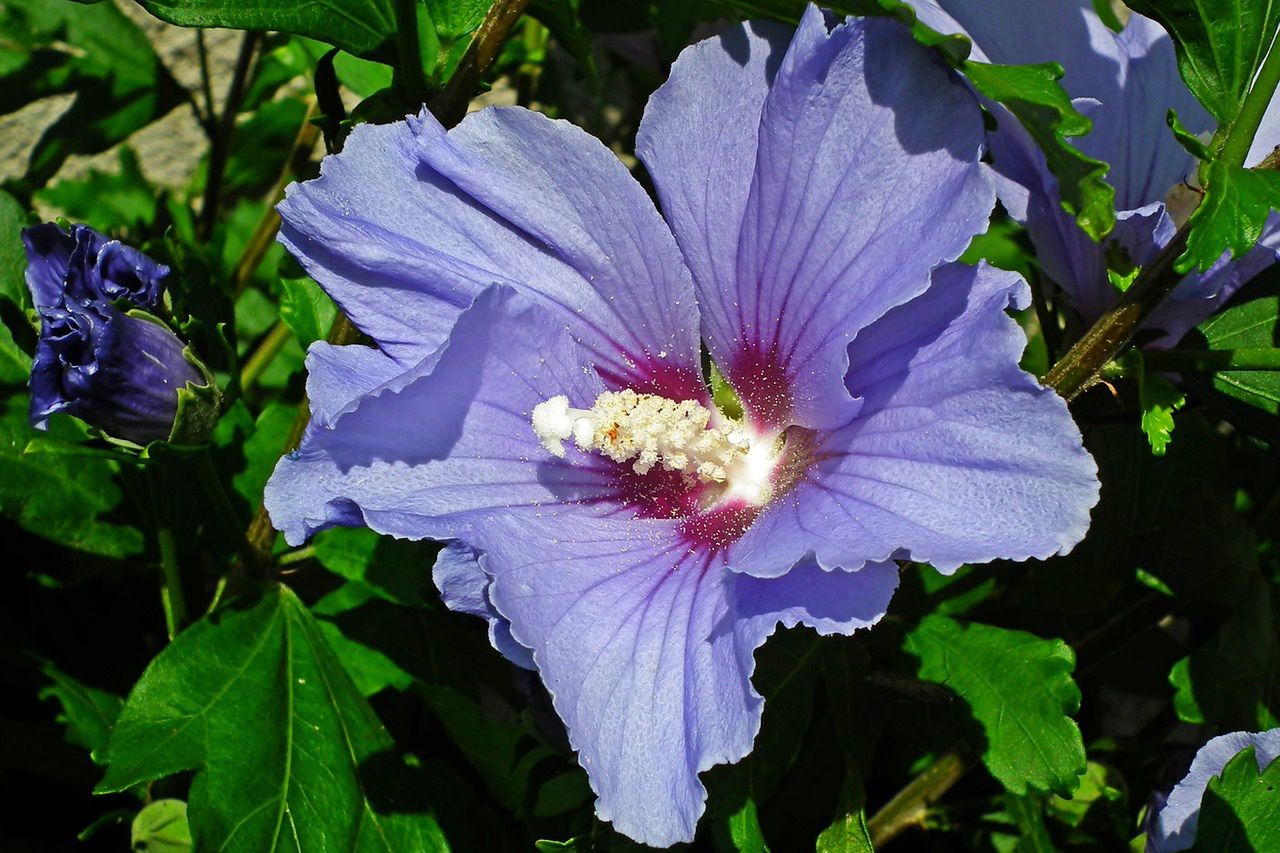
[1,0,1279,851]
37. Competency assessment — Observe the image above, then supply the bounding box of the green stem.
[1043,224,1190,399]
[393,0,430,106]
[867,749,973,845]
[1219,30,1280,168]
[205,576,228,616]
[277,545,316,567]
[240,320,293,393]
[1142,346,1280,373]
[156,525,188,641]
[429,0,533,127]
[193,451,257,567]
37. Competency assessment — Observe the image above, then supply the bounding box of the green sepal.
[168,358,223,446]
[1168,108,1212,162]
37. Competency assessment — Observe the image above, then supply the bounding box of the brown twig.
[1041,224,1190,400]
[199,31,261,240]
[429,0,532,127]
[195,30,216,134]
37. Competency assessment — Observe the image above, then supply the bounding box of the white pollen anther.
[531,389,769,491]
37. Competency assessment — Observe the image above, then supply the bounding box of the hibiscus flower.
[266,7,1098,844]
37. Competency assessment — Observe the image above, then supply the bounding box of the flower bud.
[29,300,217,445]
[22,222,169,311]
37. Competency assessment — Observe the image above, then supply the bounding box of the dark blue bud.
[30,300,206,444]
[22,222,169,311]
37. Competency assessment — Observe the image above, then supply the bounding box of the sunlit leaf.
[906,615,1086,797]
[1125,0,1280,126]
[133,0,397,60]
[0,400,143,557]
[97,585,448,851]
[0,0,185,191]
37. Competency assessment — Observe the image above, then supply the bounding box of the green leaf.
[1180,162,1280,273]
[133,0,397,60]
[97,585,448,851]
[312,582,417,697]
[1046,760,1126,830]
[0,187,31,307]
[0,0,185,190]
[0,188,33,383]
[424,0,489,40]
[705,631,822,851]
[1170,574,1280,731]
[1188,747,1280,853]
[816,640,876,853]
[1005,792,1055,853]
[963,61,1115,240]
[230,403,295,506]
[1125,0,1280,126]
[423,683,588,818]
[0,399,143,557]
[721,796,769,853]
[37,660,123,759]
[279,273,338,347]
[1135,353,1186,456]
[1008,418,1228,617]
[132,799,192,853]
[1190,268,1280,415]
[905,615,1086,797]
[34,147,157,234]
[312,527,429,606]
[220,98,311,200]
[816,777,873,853]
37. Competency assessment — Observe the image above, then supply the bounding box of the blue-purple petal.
[729,262,1098,577]
[278,107,704,398]
[1145,213,1280,346]
[22,223,78,311]
[710,10,993,430]
[732,557,899,639]
[636,18,792,338]
[1086,15,1210,211]
[264,285,612,546]
[482,514,757,846]
[31,301,202,443]
[23,222,168,312]
[431,541,535,670]
[301,341,404,431]
[88,238,170,308]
